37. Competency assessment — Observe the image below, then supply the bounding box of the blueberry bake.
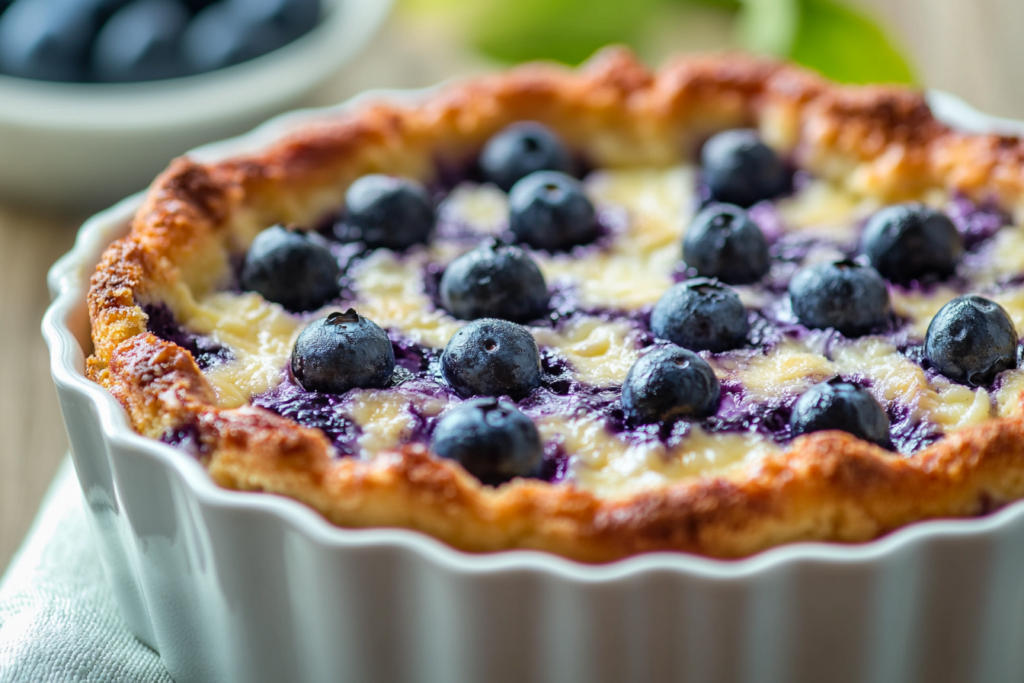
[87,49,1024,561]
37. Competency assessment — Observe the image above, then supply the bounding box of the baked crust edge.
[86,48,1024,562]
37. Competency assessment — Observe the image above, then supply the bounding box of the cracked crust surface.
[86,48,1024,562]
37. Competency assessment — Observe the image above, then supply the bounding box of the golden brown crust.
[87,48,1024,562]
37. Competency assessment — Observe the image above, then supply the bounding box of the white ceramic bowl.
[42,89,1024,683]
[0,0,391,212]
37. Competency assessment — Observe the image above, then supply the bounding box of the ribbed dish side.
[55,394,1024,683]
[42,91,1024,683]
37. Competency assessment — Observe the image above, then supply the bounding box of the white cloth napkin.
[0,457,173,682]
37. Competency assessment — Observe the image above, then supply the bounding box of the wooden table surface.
[0,206,81,570]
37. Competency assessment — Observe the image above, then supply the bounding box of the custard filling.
[150,166,1024,497]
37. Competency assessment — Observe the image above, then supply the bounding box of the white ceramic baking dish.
[41,88,1024,683]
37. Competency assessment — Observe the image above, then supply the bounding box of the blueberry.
[790,379,891,448]
[789,260,890,336]
[508,171,596,251]
[90,0,134,17]
[92,0,189,82]
[240,225,340,312]
[180,0,215,11]
[621,345,720,424]
[701,129,789,208]
[94,0,133,18]
[291,309,395,394]
[925,295,1018,386]
[441,319,542,399]
[479,122,573,192]
[0,0,99,82]
[181,1,284,73]
[651,278,749,353]
[440,242,549,323]
[337,175,436,251]
[683,203,770,284]
[227,0,319,43]
[861,204,963,285]
[430,398,543,485]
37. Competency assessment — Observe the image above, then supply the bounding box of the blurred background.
[0,0,1020,569]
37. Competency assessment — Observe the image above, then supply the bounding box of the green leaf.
[737,0,914,84]
[737,0,798,56]
[789,0,915,84]
[666,0,740,9]
[465,0,661,65]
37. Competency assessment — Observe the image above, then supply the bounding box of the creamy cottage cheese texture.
[154,167,1024,497]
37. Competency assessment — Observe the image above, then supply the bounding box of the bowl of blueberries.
[0,0,392,211]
